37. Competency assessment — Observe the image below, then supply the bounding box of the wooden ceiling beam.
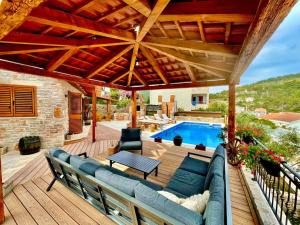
[155,21,169,37]
[131,79,228,91]
[97,5,130,22]
[46,48,78,72]
[143,44,231,77]
[230,0,296,83]
[121,0,151,17]
[71,0,95,14]
[137,0,170,42]
[1,31,131,47]
[128,43,140,86]
[0,59,129,90]
[0,0,44,40]
[174,21,185,40]
[27,6,135,41]
[87,45,133,78]
[114,14,142,27]
[139,45,169,84]
[197,21,206,42]
[133,69,147,86]
[225,23,232,44]
[109,70,129,83]
[142,36,238,57]
[158,14,253,23]
[0,45,71,55]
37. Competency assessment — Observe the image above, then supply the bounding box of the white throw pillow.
[181,191,210,214]
[157,191,184,204]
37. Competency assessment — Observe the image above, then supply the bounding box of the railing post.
[92,87,96,142]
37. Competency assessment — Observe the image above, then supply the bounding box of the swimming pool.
[151,122,223,148]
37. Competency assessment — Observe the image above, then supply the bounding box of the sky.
[210,1,300,93]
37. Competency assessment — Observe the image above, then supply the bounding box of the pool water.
[151,122,223,148]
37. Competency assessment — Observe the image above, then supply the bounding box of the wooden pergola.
[0,0,296,223]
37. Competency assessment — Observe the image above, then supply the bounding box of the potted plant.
[173,135,183,146]
[18,136,41,155]
[258,149,284,177]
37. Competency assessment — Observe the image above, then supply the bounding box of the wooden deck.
[3,125,258,225]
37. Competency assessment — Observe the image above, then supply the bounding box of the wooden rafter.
[158,14,253,23]
[230,0,297,83]
[137,0,171,42]
[132,79,228,91]
[109,70,129,84]
[46,48,78,72]
[121,0,151,17]
[0,45,71,55]
[155,21,169,37]
[225,23,232,44]
[1,32,132,47]
[143,44,233,74]
[128,43,140,86]
[142,36,238,57]
[87,45,133,78]
[174,21,185,40]
[197,20,206,42]
[97,5,130,22]
[139,45,169,84]
[0,59,128,90]
[133,69,147,86]
[183,64,197,82]
[71,0,95,14]
[27,6,135,41]
[114,14,142,27]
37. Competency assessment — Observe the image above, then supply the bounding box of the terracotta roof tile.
[261,112,300,123]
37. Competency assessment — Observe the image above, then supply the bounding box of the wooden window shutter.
[0,86,13,116]
[13,86,36,117]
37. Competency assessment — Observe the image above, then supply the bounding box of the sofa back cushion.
[70,156,102,176]
[121,128,141,142]
[204,156,224,190]
[49,148,71,163]
[135,183,203,225]
[95,168,140,196]
[203,175,224,225]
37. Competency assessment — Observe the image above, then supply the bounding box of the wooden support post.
[92,88,96,142]
[131,90,137,128]
[228,83,236,143]
[0,157,4,224]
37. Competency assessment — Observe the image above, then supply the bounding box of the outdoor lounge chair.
[118,128,143,155]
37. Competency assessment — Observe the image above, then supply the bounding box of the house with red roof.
[261,112,300,126]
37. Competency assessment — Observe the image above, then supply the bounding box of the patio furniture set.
[45,128,231,225]
[138,114,175,130]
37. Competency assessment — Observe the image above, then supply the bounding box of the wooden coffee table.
[107,151,161,179]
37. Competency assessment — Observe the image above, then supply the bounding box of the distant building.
[149,87,209,111]
[254,108,267,117]
[261,112,300,126]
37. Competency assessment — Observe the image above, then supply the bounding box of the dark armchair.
[118,128,143,154]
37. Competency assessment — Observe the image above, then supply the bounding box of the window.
[0,85,37,117]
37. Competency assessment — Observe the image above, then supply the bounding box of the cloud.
[211,2,300,93]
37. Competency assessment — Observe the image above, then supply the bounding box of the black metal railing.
[253,139,300,225]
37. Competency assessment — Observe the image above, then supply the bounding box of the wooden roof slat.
[142,36,239,57]
[155,21,169,37]
[128,43,139,86]
[133,69,147,86]
[139,45,169,84]
[137,0,171,42]
[114,14,142,27]
[143,44,230,77]
[71,0,96,14]
[97,5,130,22]
[87,45,133,78]
[225,23,232,44]
[27,6,135,41]
[109,70,129,83]
[158,14,253,23]
[174,21,186,40]
[197,20,206,42]
[46,48,78,72]
[121,0,151,17]
[0,45,70,55]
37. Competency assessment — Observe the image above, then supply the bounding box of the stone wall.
[0,70,82,151]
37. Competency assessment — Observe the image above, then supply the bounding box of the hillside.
[210,73,300,112]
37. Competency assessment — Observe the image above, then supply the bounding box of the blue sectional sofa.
[45,144,231,225]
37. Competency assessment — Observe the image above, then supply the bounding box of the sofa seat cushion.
[129,175,162,191]
[179,156,209,176]
[166,169,205,197]
[49,148,71,163]
[119,141,142,150]
[203,175,225,225]
[95,168,139,196]
[135,183,203,225]
[70,156,102,176]
[163,188,188,199]
[204,156,224,190]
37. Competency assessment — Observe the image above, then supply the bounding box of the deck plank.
[3,124,258,225]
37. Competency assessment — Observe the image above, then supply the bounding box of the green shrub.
[116,98,131,109]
